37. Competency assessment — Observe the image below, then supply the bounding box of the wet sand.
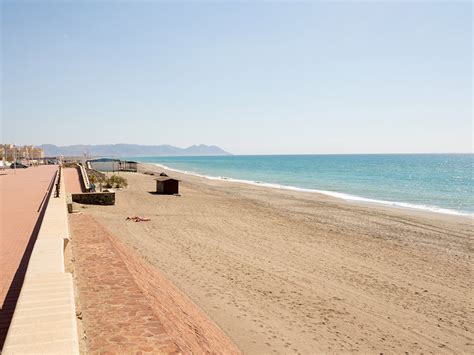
[82,164,473,354]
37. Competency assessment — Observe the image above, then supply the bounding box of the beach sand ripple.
[81,165,473,354]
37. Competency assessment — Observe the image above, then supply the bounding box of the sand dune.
[82,164,473,354]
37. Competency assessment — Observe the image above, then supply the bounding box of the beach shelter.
[155,177,179,195]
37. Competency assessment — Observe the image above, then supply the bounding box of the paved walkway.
[69,213,240,354]
[64,167,84,193]
[69,213,181,354]
[0,165,57,347]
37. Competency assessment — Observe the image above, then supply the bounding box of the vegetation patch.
[104,174,128,189]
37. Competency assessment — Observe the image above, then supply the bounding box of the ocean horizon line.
[227,152,473,156]
[114,152,474,160]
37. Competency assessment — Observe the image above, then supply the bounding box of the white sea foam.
[151,163,473,217]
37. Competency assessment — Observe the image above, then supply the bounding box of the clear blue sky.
[1,1,472,154]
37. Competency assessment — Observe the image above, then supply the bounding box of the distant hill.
[40,144,231,157]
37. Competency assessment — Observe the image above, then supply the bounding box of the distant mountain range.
[40,144,231,157]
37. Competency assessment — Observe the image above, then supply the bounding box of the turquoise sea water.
[131,154,473,216]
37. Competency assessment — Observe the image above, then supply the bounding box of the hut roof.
[155,177,179,182]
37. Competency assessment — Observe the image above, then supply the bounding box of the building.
[155,177,179,195]
[19,145,32,159]
[0,144,44,162]
[88,158,121,172]
[1,144,16,161]
[31,147,45,159]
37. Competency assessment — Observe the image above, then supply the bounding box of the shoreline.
[146,162,472,219]
[82,165,473,353]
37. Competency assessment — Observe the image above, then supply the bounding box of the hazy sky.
[1,1,472,154]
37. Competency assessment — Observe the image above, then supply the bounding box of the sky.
[1,1,472,155]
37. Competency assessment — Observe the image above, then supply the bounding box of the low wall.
[71,192,115,205]
[78,164,90,191]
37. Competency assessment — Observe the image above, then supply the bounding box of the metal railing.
[55,167,62,198]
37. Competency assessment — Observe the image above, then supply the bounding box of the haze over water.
[134,154,474,216]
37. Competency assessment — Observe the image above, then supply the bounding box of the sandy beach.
[80,163,473,354]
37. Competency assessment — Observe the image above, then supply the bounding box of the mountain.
[39,144,231,157]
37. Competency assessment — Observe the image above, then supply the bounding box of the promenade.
[69,214,181,353]
[0,166,57,347]
[1,164,239,353]
[64,167,84,194]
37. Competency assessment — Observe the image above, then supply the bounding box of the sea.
[129,154,473,216]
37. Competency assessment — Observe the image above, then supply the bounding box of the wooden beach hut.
[155,177,179,195]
